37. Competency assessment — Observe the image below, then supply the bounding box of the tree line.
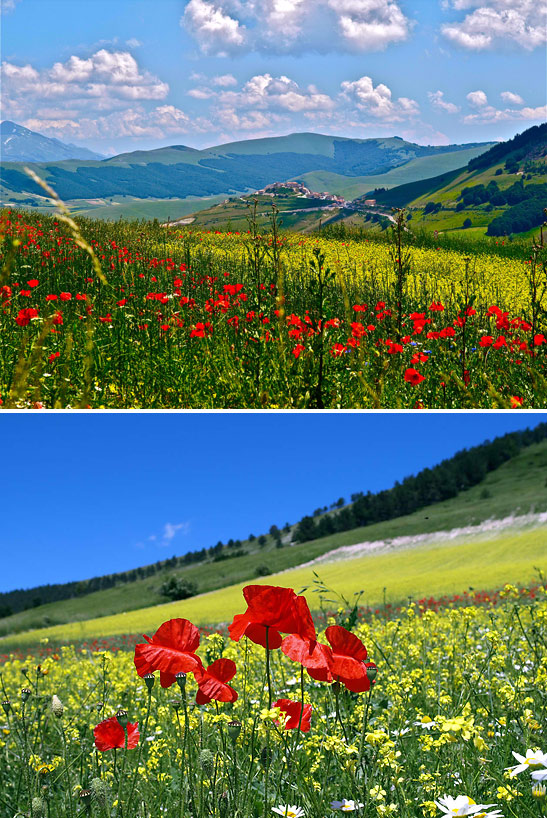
[292,423,547,544]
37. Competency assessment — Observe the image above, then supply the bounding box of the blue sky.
[1,0,545,155]
[0,412,545,593]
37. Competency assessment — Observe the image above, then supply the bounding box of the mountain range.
[0,120,104,163]
[0,124,491,215]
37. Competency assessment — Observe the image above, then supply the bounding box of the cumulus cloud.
[441,0,547,51]
[217,73,336,113]
[466,89,488,108]
[341,75,419,121]
[463,89,547,123]
[2,49,168,116]
[182,0,412,55]
[500,90,524,105]
[22,104,209,141]
[428,90,460,113]
[0,50,181,142]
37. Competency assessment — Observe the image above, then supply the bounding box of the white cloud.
[22,105,209,141]
[428,90,460,113]
[182,0,411,55]
[212,73,237,87]
[341,75,419,121]
[162,522,190,544]
[463,90,547,123]
[2,49,169,118]
[219,73,336,113]
[183,0,246,55]
[466,89,488,108]
[441,0,547,51]
[126,38,143,48]
[0,0,21,12]
[500,90,524,105]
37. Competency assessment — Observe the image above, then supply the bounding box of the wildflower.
[282,626,375,693]
[532,782,546,798]
[271,805,305,817]
[506,749,547,777]
[51,695,64,718]
[414,716,437,729]
[195,658,238,704]
[134,618,203,688]
[404,368,425,385]
[15,307,39,326]
[331,799,364,810]
[434,795,502,816]
[229,585,316,649]
[274,699,312,732]
[93,716,140,751]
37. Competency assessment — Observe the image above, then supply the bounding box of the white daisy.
[331,799,364,811]
[272,805,305,817]
[506,749,547,777]
[435,794,503,816]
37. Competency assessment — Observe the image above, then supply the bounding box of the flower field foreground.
[1,208,547,408]
[1,583,546,817]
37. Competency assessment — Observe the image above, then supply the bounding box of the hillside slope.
[371,123,547,236]
[0,132,491,212]
[2,436,547,641]
[2,524,546,652]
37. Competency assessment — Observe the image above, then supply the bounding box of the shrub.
[160,576,198,601]
[254,564,271,577]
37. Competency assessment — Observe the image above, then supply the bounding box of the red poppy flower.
[27,279,39,288]
[479,336,493,347]
[282,626,374,693]
[15,307,39,326]
[195,658,238,705]
[229,585,316,649]
[93,716,140,751]
[275,699,312,732]
[404,368,425,385]
[59,292,72,301]
[510,396,523,407]
[292,344,306,358]
[134,619,203,688]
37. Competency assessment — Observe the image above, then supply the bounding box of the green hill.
[2,428,547,644]
[0,132,491,220]
[371,124,547,236]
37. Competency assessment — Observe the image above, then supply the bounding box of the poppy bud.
[21,667,28,677]
[170,700,181,712]
[366,664,378,682]
[21,688,32,703]
[227,720,242,742]
[143,673,155,693]
[31,797,46,817]
[2,700,11,714]
[79,789,92,808]
[199,748,215,775]
[51,695,64,718]
[115,709,128,729]
[175,672,187,692]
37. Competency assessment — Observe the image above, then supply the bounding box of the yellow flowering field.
[0,581,546,818]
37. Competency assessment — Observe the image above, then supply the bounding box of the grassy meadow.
[1,204,546,409]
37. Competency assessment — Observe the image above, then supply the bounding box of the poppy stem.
[126,691,151,813]
[115,731,128,818]
[265,627,273,709]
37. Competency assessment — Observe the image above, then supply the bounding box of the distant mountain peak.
[0,120,105,163]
